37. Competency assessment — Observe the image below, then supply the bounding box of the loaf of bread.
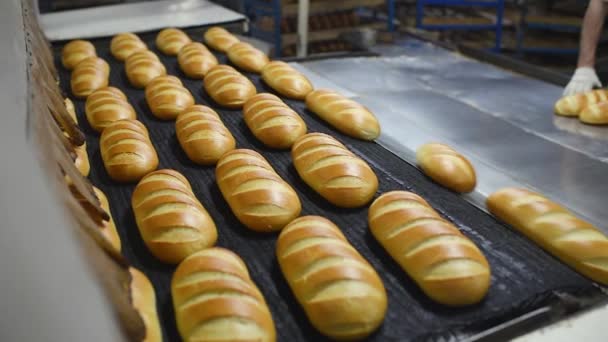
[369,191,491,306]
[243,93,307,149]
[416,143,476,193]
[85,86,137,132]
[487,187,608,285]
[172,248,276,342]
[71,57,110,98]
[292,133,378,208]
[277,216,387,339]
[177,42,218,79]
[175,105,236,165]
[227,42,269,73]
[129,267,162,342]
[110,33,147,61]
[554,89,608,117]
[156,28,192,56]
[216,149,301,232]
[579,101,608,125]
[64,98,91,176]
[145,75,194,120]
[93,186,121,254]
[305,89,380,140]
[204,26,240,52]
[204,65,257,108]
[261,61,313,100]
[62,39,96,70]
[132,169,217,263]
[100,119,159,182]
[125,50,167,88]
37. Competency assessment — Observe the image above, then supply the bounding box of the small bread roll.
[243,93,307,149]
[129,267,162,342]
[305,89,380,140]
[93,186,121,254]
[554,89,608,117]
[292,133,378,208]
[125,50,167,88]
[172,248,276,342]
[277,216,387,340]
[487,188,608,285]
[85,86,137,132]
[175,105,236,165]
[132,169,217,263]
[62,39,96,70]
[369,191,491,306]
[416,143,476,193]
[110,33,147,61]
[216,149,301,232]
[64,98,91,176]
[145,75,194,120]
[579,101,608,125]
[227,42,269,73]
[156,28,192,56]
[204,65,257,108]
[261,61,313,100]
[100,119,159,182]
[204,26,240,52]
[177,42,218,79]
[71,57,110,98]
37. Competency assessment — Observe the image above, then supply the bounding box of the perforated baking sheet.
[53,30,604,341]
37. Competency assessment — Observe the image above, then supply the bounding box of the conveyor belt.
[54,30,605,341]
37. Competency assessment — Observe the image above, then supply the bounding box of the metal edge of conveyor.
[0,0,120,341]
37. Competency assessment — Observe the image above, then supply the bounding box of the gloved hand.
[563,67,602,96]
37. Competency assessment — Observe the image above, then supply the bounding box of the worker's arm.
[564,0,608,96]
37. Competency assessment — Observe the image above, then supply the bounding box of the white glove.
[563,67,602,96]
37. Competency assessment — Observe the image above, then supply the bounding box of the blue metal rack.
[515,5,580,55]
[415,0,505,51]
[245,0,396,57]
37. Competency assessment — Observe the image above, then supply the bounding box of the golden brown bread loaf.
[100,119,159,182]
[62,39,96,70]
[203,26,240,52]
[172,248,276,342]
[277,216,387,340]
[203,65,257,108]
[85,86,137,132]
[64,98,91,176]
[227,42,270,73]
[216,149,301,232]
[243,93,307,149]
[554,89,608,117]
[261,61,314,100]
[156,28,192,56]
[292,133,378,208]
[369,191,491,306]
[70,57,110,98]
[132,169,218,263]
[129,267,162,342]
[144,75,195,120]
[416,143,477,193]
[579,101,608,125]
[175,105,236,165]
[177,42,218,79]
[93,186,122,254]
[487,187,608,285]
[125,50,167,88]
[110,33,147,61]
[305,89,380,140]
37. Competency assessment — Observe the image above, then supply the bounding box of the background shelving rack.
[245,0,397,57]
[415,0,505,51]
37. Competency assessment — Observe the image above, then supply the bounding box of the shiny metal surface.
[40,0,245,41]
[301,38,608,230]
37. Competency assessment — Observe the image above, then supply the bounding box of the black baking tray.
[53,29,606,341]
